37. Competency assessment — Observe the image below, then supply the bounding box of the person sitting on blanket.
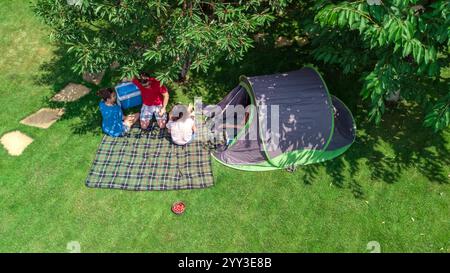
[132,72,170,131]
[167,105,196,145]
[98,88,140,137]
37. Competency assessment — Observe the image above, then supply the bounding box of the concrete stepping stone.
[275,36,293,48]
[20,108,65,129]
[253,33,267,43]
[294,36,309,47]
[110,61,120,70]
[83,71,105,85]
[1,131,34,156]
[52,83,91,102]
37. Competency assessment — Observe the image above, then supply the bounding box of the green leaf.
[338,10,346,26]
[403,41,412,57]
[424,48,430,64]
[416,46,423,63]
[359,18,367,33]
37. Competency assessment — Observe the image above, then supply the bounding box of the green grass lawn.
[0,1,449,253]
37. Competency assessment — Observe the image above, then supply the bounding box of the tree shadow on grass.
[35,47,116,135]
[35,41,313,134]
[302,103,450,198]
[183,42,312,104]
[34,45,449,197]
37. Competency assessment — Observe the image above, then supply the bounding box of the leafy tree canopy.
[34,0,290,83]
[311,0,449,131]
[34,0,449,131]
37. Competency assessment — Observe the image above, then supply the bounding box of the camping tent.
[210,67,356,171]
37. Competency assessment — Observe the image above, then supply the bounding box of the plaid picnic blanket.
[86,127,214,191]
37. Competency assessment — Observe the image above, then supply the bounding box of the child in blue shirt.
[98,88,140,137]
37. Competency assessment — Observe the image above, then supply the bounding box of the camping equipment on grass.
[115,82,142,109]
[210,67,356,171]
[86,128,214,191]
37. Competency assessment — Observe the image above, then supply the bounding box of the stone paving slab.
[1,131,34,156]
[20,108,65,129]
[275,36,293,48]
[52,83,91,102]
[83,71,105,85]
[110,61,120,69]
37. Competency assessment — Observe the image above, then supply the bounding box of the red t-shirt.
[132,78,167,106]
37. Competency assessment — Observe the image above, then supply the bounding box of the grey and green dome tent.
[210,67,356,171]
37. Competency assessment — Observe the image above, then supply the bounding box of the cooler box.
[115,82,142,109]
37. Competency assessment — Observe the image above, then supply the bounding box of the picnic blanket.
[86,127,214,191]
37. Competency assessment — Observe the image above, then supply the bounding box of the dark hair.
[140,71,151,78]
[141,71,156,82]
[140,78,150,85]
[139,72,150,85]
[97,88,115,101]
[171,112,183,122]
[170,104,189,121]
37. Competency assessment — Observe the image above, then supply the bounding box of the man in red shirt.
[132,73,170,130]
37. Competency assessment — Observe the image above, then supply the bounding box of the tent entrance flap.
[205,85,252,142]
[213,83,268,166]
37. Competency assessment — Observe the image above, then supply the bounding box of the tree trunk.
[386,90,400,102]
[178,56,192,82]
[386,90,401,107]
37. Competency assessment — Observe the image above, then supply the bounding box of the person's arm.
[220,123,238,130]
[116,106,124,122]
[166,121,173,133]
[159,89,169,116]
[192,123,196,133]
[132,78,144,91]
[219,112,249,130]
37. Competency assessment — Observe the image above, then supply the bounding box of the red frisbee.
[172,201,186,215]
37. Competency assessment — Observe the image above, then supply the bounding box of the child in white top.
[167,105,196,145]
